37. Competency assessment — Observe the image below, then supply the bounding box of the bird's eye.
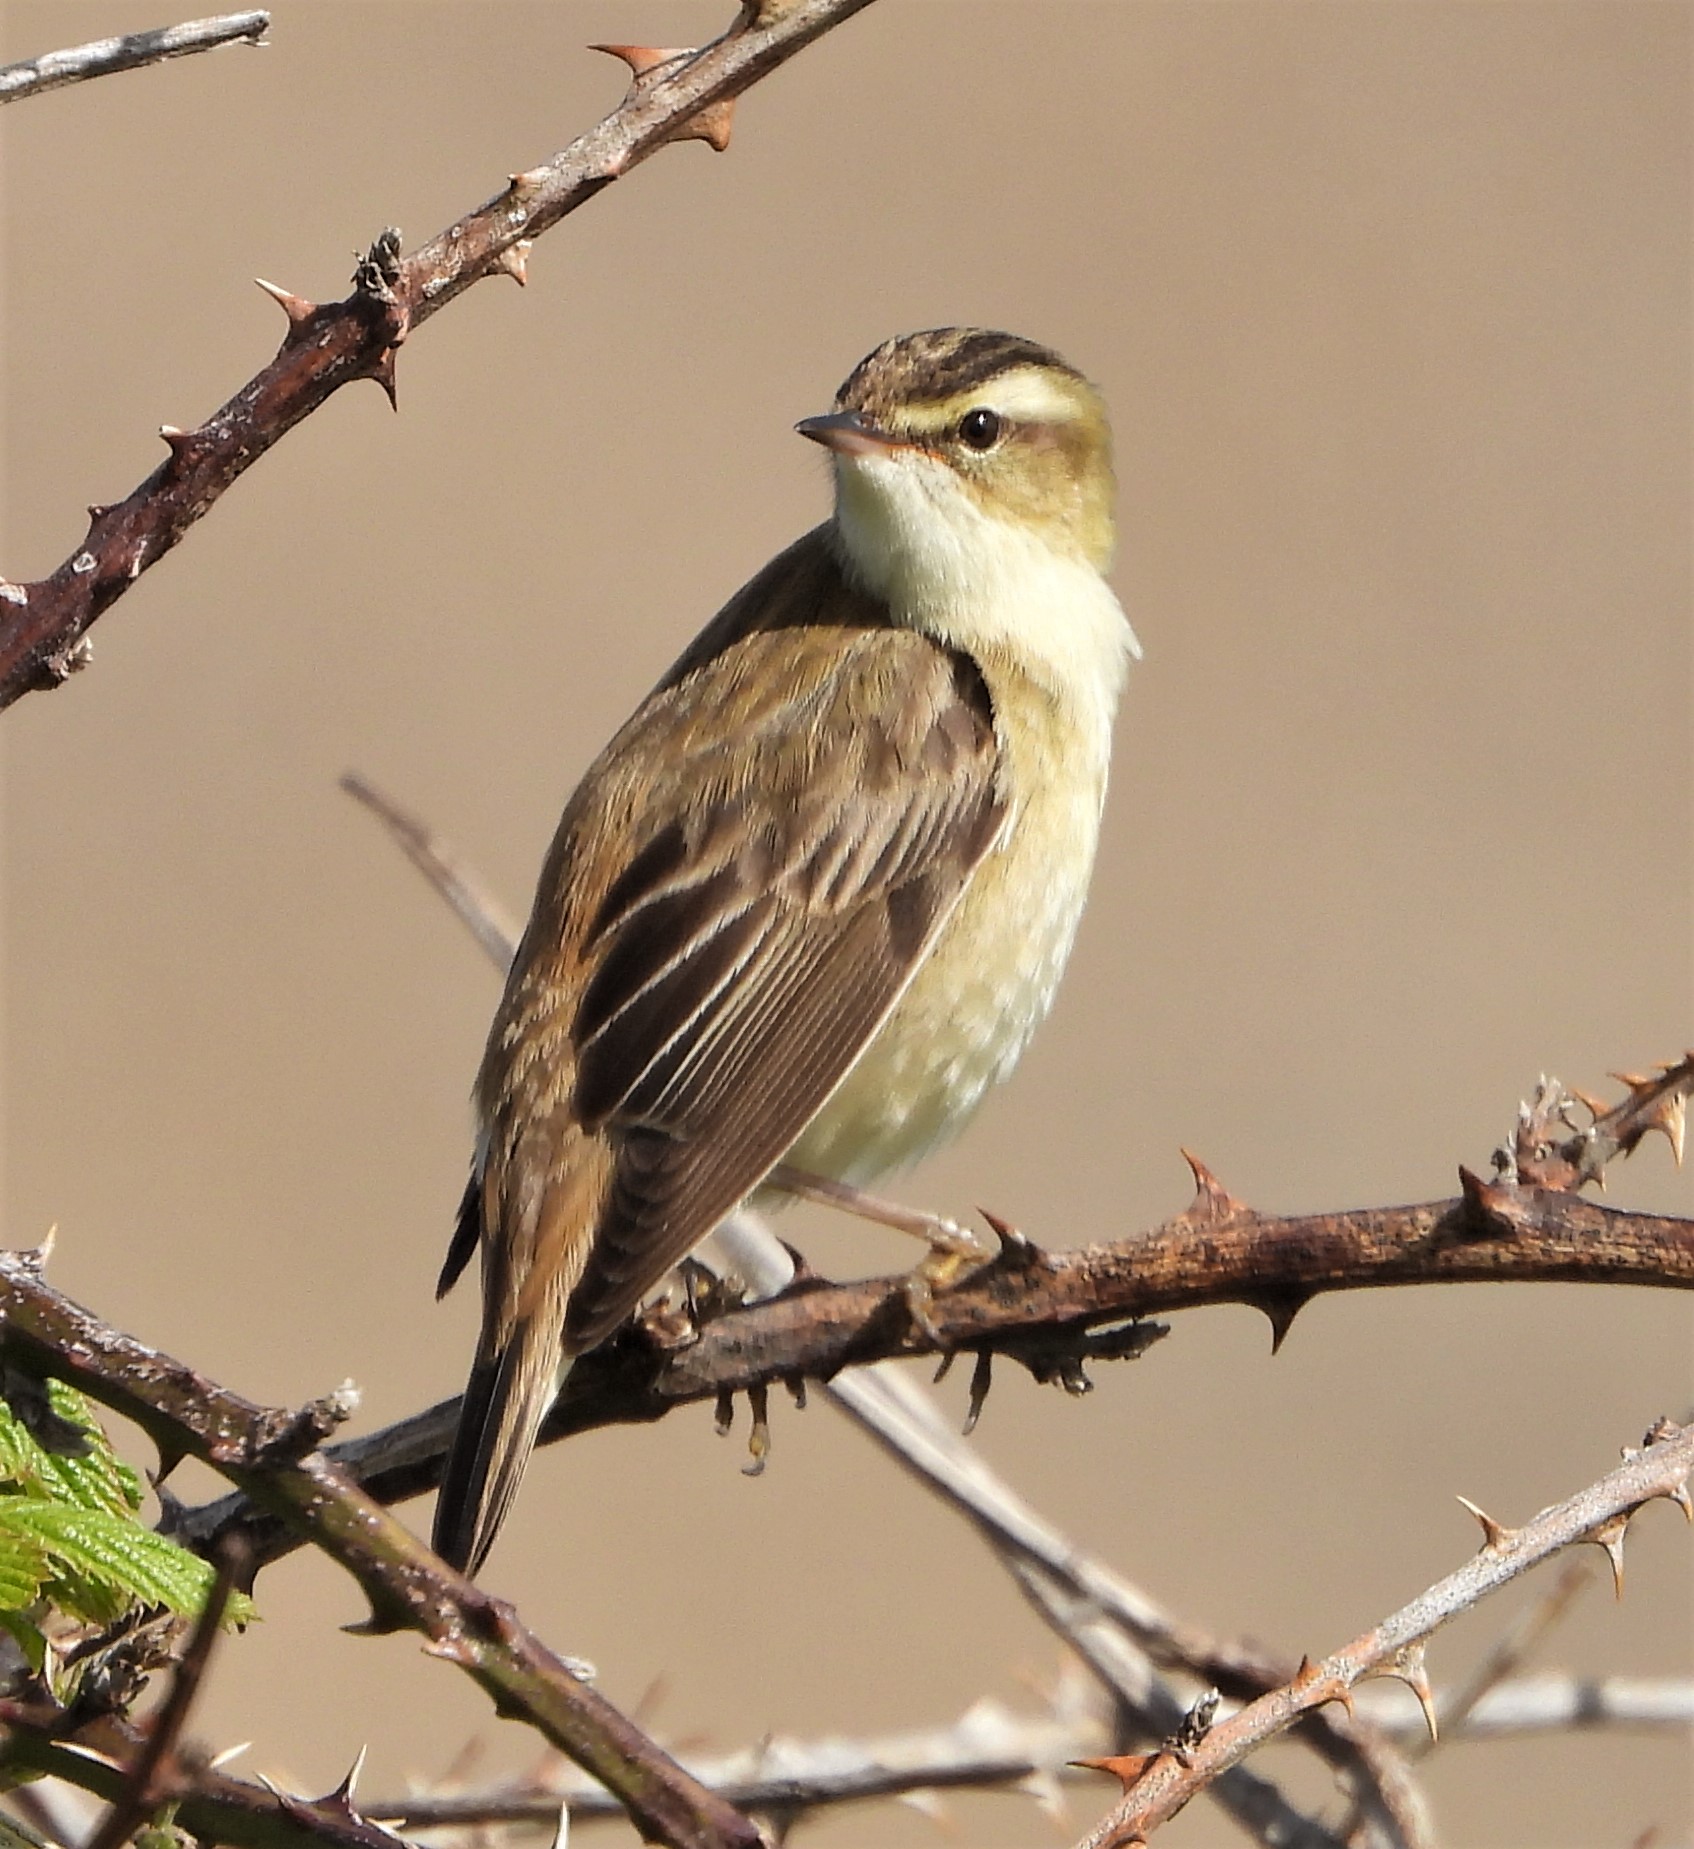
[957,408,1003,451]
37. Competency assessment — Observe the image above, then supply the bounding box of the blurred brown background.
[3,4,1689,1844]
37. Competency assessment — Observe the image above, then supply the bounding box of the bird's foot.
[767,1163,996,1347]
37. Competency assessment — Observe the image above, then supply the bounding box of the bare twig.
[83,1538,247,1849]
[1334,1559,1592,1841]
[375,1683,1108,1831]
[368,1670,1694,1831]
[0,0,879,707]
[1070,1420,1694,1847]
[1,1692,422,1849]
[340,771,520,967]
[20,1670,1682,1847]
[0,12,268,104]
[0,1249,760,1849]
[1419,1558,1592,1749]
[1365,1670,1694,1741]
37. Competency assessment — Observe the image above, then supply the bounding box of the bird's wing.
[558,619,1005,1350]
[488,606,1007,1354]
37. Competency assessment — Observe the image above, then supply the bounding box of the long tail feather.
[432,1308,567,1577]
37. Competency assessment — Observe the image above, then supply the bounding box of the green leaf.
[0,1382,140,1517]
[0,1522,49,1614]
[0,1382,254,1637]
[1,1503,250,1626]
[30,1383,142,1517]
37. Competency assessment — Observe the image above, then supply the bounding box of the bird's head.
[798,328,1116,609]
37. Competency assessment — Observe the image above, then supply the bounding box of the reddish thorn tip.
[254,277,316,325]
[591,43,694,80]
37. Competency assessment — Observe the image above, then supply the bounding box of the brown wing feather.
[558,652,1004,1347]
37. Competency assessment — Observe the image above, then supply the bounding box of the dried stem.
[1,1697,417,1849]
[0,0,879,706]
[0,11,268,104]
[369,1669,1694,1830]
[17,1670,1682,1847]
[1417,1557,1592,1749]
[0,1249,759,1849]
[378,1685,1107,1832]
[83,1539,247,1849]
[340,771,520,967]
[1070,1420,1694,1846]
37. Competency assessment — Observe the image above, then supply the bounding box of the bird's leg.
[766,1163,993,1344]
[767,1162,988,1256]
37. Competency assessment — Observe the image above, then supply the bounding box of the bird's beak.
[795,410,906,458]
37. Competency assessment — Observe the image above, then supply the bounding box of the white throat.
[828,450,1140,736]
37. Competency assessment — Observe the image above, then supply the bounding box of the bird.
[432,327,1141,1576]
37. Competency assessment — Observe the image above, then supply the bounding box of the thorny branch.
[169,778,1694,1572]
[364,1669,1694,1833]
[0,1703,405,1849]
[0,0,880,707]
[0,1248,760,1849]
[334,773,1688,1844]
[169,1155,1694,1568]
[0,11,268,104]
[1071,1419,1694,1848]
[11,1670,1687,1847]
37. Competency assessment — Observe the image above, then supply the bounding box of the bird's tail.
[432,1304,569,1578]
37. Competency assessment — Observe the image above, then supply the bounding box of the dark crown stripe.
[836,327,1077,414]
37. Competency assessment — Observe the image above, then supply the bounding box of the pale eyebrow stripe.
[970,366,1083,424]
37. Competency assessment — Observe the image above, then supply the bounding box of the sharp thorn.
[368,348,399,411]
[492,239,532,286]
[253,276,316,326]
[681,97,737,153]
[1386,1643,1438,1742]
[1248,1289,1311,1354]
[963,1349,992,1436]
[1071,1752,1157,1796]
[148,1437,188,1488]
[592,44,695,80]
[1647,1094,1687,1168]
[1590,1512,1629,1597]
[1179,1148,1247,1221]
[329,1745,367,1805]
[1455,1494,1514,1550]
[979,1206,1043,1268]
